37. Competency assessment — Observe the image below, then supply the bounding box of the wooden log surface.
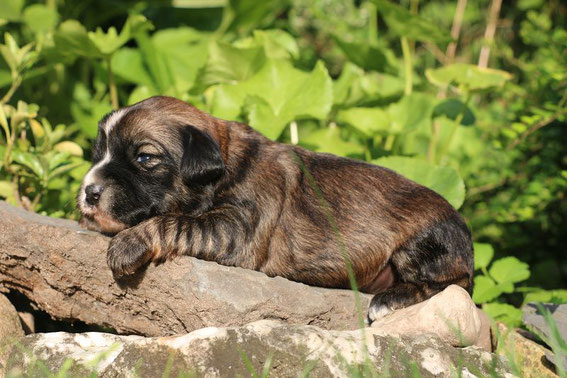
[0,201,370,336]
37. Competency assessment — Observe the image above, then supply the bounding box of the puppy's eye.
[136,153,153,164]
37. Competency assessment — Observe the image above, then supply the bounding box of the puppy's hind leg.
[367,213,474,324]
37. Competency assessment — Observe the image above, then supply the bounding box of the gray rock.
[4,321,513,377]
[523,302,567,371]
[371,285,492,350]
[0,294,24,370]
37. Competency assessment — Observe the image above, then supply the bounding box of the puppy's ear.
[180,125,224,186]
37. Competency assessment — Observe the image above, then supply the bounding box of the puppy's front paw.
[107,229,153,277]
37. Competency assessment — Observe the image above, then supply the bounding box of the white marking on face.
[79,109,126,212]
[103,108,126,134]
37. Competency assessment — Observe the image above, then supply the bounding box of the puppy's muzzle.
[85,184,104,206]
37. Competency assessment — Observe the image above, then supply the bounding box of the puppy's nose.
[85,184,104,206]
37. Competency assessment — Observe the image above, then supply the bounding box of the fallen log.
[0,201,370,337]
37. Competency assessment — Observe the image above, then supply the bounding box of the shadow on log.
[0,201,370,337]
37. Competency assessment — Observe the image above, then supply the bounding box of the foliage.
[0,0,565,324]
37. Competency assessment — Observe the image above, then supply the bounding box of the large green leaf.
[373,156,465,209]
[338,93,434,138]
[111,48,154,88]
[482,302,522,327]
[236,29,299,60]
[333,35,395,73]
[472,275,503,304]
[426,63,512,92]
[88,15,153,56]
[212,59,333,140]
[474,243,494,271]
[489,256,531,289]
[336,107,390,137]
[0,0,24,22]
[388,93,434,134]
[300,127,365,158]
[152,27,210,93]
[23,4,59,34]
[54,20,104,59]
[195,41,266,90]
[372,0,452,44]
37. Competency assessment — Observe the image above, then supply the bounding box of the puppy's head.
[78,96,224,234]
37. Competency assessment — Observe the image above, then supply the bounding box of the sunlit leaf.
[54,141,83,157]
[0,0,24,22]
[372,0,452,44]
[23,4,59,34]
[472,275,503,304]
[489,256,531,286]
[426,63,512,92]
[474,243,494,271]
[212,59,332,140]
[300,126,365,158]
[482,302,522,327]
[373,156,465,209]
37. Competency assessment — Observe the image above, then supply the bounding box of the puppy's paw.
[107,229,153,277]
[367,294,394,325]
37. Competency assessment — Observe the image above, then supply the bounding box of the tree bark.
[0,201,370,337]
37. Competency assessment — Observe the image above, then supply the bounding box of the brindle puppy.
[78,96,474,323]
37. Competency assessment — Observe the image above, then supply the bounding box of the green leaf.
[111,48,154,88]
[474,243,494,271]
[373,156,465,209]
[482,302,522,327]
[23,4,59,34]
[54,20,104,60]
[195,41,266,90]
[372,0,452,44]
[0,0,24,22]
[387,93,435,134]
[300,126,365,158]
[333,35,395,72]
[337,107,390,137]
[472,275,503,304]
[426,63,512,92]
[0,180,16,204]
[489,256,531,286]
[333,62,364,105]
[221,0,289,35]
[212,59,333,140]
[152,27,210,93]
[236,29,300,60]
[88,14,154,56]
[12,150,45,179]
[128,85,157,105]
[54,141,83,157]
[524,290,567,304]
[433,99,476,126]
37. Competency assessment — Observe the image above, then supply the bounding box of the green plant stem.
[365,1,378,44]
[401,37,413,96]
[427,120,440,163]
[1,77,22,105]
[106,56,119,110]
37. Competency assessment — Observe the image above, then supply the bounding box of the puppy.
[78,96,474,323]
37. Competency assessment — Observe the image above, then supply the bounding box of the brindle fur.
[78,96,474,321]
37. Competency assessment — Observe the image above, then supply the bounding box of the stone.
[0,294,24,370]
[4,321,512,377]
[0,201,371,336]
[495,322,557,378]
[17,312,34,334]
[371,285,491,350]
[522,303,567,371]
